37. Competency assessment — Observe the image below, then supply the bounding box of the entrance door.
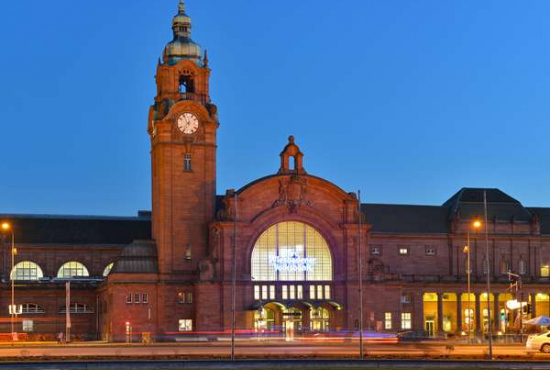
[284,320,295,340]
[282,307,302,341]
[425,320,435,337]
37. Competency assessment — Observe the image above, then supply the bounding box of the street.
[0,341,545,360]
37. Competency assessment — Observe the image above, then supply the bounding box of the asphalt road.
[0,342,545,360]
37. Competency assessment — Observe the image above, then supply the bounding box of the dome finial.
[178,0,185,13]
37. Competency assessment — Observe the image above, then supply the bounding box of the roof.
[362,204,450,234]
[528,207,550,235]
[0,213,151,245]
[443,188,533,222]
[111,240,158,274]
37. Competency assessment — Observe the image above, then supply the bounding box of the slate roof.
[362,204,450,234]
[528,207,550,235]
[0,213,151,245]
[443,188,533,222]
[111,240,158,274]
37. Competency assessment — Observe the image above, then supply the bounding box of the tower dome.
[163,0,202,66]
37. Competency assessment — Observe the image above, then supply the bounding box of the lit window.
[384,312,392,330]
[57,261,89,278]
[324,285,331,300]
[269,285,275,300]
[134,293,140,304]
[401,312,412,330]
[22,304,45,314]
[290,285,296,300]
[542,266,550,277]
[184,154,192,172]
[11,261,44,281]
[178,292,185,304]
[297,285,303,299]
[103,262,114,277]
[317,285,323,300]
[126,293,133,304]
[186,292,193,304]
[310,307,330,332]
[142,293,148,304]
[251,222,332,282]
[309,285,316,300]
[370,246,381,256]
[425,247,436,256]
[254,286,260,300]
[282,285,288,300]
[261,285,268,300]
[185,244,192,260]
[179,319,193,332]
[22,320,33,332]
[398,247,409,256]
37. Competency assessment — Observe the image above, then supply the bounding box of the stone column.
[456,293,463,334]
[493,292,500,332]
[414,292,424,333]
[475,293,481,334]
[531,292,537,318]
[437,292,444,336]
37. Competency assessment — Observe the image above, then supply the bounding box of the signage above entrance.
[269,252,316,272]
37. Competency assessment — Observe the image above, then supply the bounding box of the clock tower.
[148,0,219,278]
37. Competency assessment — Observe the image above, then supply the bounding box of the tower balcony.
[179,92,209,105]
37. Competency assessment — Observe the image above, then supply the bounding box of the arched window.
[21,303,45,314]
[518,259,527,275]
[57,261,89,278]
[251,221,332,281]
[103,262,114,277]
[179,74,195,94]
[11,261,44,281]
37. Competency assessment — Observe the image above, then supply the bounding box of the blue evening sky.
[1,0,549,216]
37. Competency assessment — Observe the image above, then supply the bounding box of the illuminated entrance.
[250,221,337,335]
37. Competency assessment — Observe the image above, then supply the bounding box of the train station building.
[1,1,550,341]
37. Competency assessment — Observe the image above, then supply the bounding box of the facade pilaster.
[475,293,481,334]
[437,292,444,336]
[456,293,462,334]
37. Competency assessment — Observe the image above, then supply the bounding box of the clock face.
[177,113,199,134]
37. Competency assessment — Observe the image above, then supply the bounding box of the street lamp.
[1,222,17,341]
[463,219,481,344]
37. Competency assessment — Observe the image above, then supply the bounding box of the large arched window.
[251,221,332,281]
[103,262,114,277]
[11,261,44,281]
[57,261,89,278]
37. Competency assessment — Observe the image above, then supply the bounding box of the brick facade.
[1,1,550,342]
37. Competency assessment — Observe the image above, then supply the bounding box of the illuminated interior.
[251,221,332,281]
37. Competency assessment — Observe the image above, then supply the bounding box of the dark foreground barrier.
[1,360,550,370]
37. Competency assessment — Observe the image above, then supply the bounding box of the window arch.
[57,261,89,278]
[103,262,114,277]
[11,261,43,281]
[251,221,332,281]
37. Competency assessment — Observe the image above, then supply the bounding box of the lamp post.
[1,222,16,341]
[483,190,494,360]
[463,220,481,344]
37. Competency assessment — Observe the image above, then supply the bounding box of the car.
[526,331,550,353]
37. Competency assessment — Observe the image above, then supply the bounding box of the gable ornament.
[273,175,311,213]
